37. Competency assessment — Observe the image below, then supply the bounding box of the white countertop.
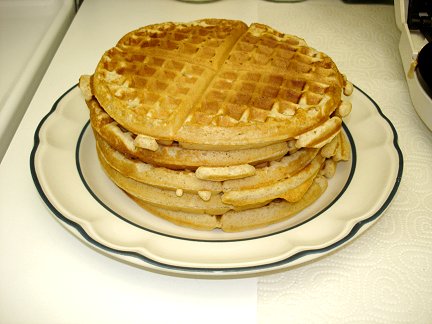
[0,0,75,162]
[1,0,432,323]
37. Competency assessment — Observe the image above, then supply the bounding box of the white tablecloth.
[1,0,431,323]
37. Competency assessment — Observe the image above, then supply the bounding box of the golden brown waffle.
[132,176,328,232]
[96,134,344,216]
[96,136,223,193]
[90,19,352,150]
[177,23,347,149]
[96,133,340,195]
[87,97,290,169]
[80,19,353,232]
[92,19,248,141]
[97,143,323,211]
[116,19,248,70]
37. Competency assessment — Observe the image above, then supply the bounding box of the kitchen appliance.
[395,0,432,131]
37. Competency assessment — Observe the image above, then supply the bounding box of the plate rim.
[29,84,404,275]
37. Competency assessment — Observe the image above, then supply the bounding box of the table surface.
[0,0,75,161]
[1,0,432,323]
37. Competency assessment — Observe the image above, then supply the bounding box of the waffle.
[220,154,324,206]
[96,133,341,195]
[80,19,353,232]
[87,96,290,169]
[96,136,223,193]
[95,129,348,230]
[97,141,324,211]
[96,133,343,212]
[90,19,352,150]
[97,148,232,214]
[132,176,328,232]
[99,143,329,231]
[92,19,248,142]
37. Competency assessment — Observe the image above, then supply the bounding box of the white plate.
[30,85,403,277]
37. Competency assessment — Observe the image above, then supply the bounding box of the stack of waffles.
[79,19,353,232]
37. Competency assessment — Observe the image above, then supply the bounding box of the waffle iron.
[396,0,432,131]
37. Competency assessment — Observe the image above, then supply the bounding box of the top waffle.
[92,19,351,150]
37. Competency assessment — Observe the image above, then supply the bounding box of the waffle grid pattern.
[192,70,334,126]
[92,19,348,147]
[100,50,211,123]
[117,20,247,69]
